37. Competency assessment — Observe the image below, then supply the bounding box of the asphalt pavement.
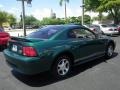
[0,36,120,90]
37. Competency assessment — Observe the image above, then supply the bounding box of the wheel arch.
[107,40,116,50]
[51,51,75,69]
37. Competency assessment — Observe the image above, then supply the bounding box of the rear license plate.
[12,45,17,52]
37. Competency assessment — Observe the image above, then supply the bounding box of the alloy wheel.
[107,45,114,57]
[57,59,70,76]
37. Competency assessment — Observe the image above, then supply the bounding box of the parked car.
[4,25,116,78]
[0,28,10,48]
[96,24,119,35]
[26,25,33,29]
[84,24,103,34]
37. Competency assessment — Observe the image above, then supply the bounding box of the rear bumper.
[4,49,52,75]
[104,31,119,35]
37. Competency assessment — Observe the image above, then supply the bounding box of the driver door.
[68,27,105,63]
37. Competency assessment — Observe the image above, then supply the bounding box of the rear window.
[27,26,64,39]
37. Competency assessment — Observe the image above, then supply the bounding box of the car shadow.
[12,52,118,87]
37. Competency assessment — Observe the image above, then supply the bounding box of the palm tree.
[59,0,69,19]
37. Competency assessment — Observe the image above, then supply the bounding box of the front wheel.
[52,55,72,78]
[105,44,114,58]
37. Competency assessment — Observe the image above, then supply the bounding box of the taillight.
[93,28,96,31]
[22,47,37,57]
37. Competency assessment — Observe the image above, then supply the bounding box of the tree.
[0,10,17,29]
[84,15,91,24]
[0,10,8,28]
[85,0,120,24]
[24,15,38,25]
[40,18,65,25]
[85,0,101,12]
[59,0,69,19]
[66,17,81,24]
[8,14,16,27]
[85,0,103,22]
[97,0,120,24]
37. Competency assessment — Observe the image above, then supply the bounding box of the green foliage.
[84,15,91,24]
[85,0,120,24]
[25,15,38,25]
[39,15,90,25]
[18,15,40,28]
[97,0,120,12]
[59,0,69,6]
[0,10,8,26]
[8,14,17,27]
[0,10,17,27]
[66,17,81,24]
[85,0,101,11]
[40,18,65,25]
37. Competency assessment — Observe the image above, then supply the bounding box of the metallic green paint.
[3,25,115,75]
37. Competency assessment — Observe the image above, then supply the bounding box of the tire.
[52,55,72,78]
[105,44,114,58]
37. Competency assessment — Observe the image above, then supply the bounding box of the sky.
[0,0,99,20]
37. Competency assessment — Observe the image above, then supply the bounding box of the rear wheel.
[52,55,72,78]
[105,44,114,58]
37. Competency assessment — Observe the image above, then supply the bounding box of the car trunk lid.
[8,37,45,56]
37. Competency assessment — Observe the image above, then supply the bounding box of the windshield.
[27,26,64,39]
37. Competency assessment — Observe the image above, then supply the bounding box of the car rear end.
[105,27,119,35]
[102,25,119,35]
[4,37,51,75]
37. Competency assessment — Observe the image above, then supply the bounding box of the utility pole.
[17,0,32,36]
[81,0,84,25]
[22,0,26,36]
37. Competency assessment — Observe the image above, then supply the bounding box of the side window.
[81,28,96,39]
[68,28,95,39]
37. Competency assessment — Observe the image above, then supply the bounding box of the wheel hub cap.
[57,59,70,76]
[108,46,113,56]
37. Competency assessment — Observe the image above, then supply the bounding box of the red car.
[0,28,10,48]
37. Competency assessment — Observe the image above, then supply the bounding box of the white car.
[87,25,103,34]
[96,24,119,35]
[84,24,102,34]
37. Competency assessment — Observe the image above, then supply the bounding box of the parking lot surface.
[0,36,120,90]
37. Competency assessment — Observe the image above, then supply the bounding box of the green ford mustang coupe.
[4,25,116,77]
